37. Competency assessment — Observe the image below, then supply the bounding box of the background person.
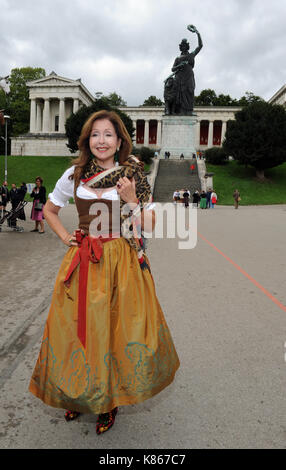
[173,189,180,204]
[183,188,190,207]
[210,190,218,209]
[30,177,46,233]
[179,188,185,202]
[0,181,10,213]
[206,188,212,209]
[9,183,21,229]
[233,189,241,209]
[19,182,27,200]
[192,190,200,207]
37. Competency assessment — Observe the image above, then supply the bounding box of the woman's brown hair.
[70,110,133,182]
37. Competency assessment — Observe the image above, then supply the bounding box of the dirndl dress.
[29,190,180,414]
[31,199,45,221]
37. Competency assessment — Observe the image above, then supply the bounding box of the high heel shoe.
[96,407,118,435]
[64,410,81,422]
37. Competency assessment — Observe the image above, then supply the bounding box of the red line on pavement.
[198,231,286,313]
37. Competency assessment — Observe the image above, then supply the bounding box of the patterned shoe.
[96,407,118,435]
[64,410,81,422]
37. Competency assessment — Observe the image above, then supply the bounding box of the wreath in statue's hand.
[187,24,197,33]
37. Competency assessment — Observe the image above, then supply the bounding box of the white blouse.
[49,165,155,210]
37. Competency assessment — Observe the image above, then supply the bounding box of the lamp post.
[0,76,11,181]
[4,115,10,181]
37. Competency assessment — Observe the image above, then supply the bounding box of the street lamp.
[4,115,10,181]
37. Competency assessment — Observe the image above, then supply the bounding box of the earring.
[114,147,120,166]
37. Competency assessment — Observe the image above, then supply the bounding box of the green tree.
[142,96,164,107]
[8,67,46,136]
[237,91,264,106]
[65,98,134,153]
[223,101,286,180]
[137,146,154,164]
[215,94,238,106]
[195,89,263,107]
[94,91,127,107]
[205,147,229,165]
[106,92,127,107]
[195,89,217,106]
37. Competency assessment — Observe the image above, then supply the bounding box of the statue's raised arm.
[187,25,203,56]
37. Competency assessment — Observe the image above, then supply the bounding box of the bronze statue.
[164,25,203,115]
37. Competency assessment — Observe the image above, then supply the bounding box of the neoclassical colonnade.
[130,116,230,148]
[132,119,162,146]
[196,119,229,148]
[120,106,239,150]
[29,97,82,134]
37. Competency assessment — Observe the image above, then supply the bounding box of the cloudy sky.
[1,0,285,105]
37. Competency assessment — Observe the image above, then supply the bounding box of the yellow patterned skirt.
[29,237,180,414]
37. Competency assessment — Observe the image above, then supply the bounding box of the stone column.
[73,98,79,114]
[157,120,162,146]
[195,120,201,149]
[30,98,36,133]
[59,98,66,133]
[43,99,51,133]
[221,121,227,144]
[36,101,42,133]
[132,120,137,144]
[144,119,149,146]
[207,120,214,148]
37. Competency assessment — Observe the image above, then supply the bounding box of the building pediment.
[27,72,82,88]
[269,84,286,107]
[27,71,94,104]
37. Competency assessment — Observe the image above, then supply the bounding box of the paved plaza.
[0,202,286,449]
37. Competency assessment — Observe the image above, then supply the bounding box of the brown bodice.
[74,191,121,236]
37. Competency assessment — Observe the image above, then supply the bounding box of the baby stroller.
[0,201,27,232]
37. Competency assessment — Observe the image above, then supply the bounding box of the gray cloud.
[0,0,285,104]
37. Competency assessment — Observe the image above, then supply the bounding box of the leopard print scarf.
[81,155,152,269]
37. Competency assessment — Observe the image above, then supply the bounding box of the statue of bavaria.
[164,25,203,115]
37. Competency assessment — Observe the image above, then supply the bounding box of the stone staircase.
[153,159,201,202]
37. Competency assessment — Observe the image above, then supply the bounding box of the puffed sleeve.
[48,166,75,207]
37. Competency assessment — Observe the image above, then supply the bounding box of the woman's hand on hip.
[63,230,84,247]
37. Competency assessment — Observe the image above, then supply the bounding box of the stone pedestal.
[160,114,197,158]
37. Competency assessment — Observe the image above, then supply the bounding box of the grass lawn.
[0,155,151,201]
[206,161,286,205]
[0,155,73,199]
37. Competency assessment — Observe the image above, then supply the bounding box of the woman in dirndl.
[30,176,46,233]
[29,110,180,435]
